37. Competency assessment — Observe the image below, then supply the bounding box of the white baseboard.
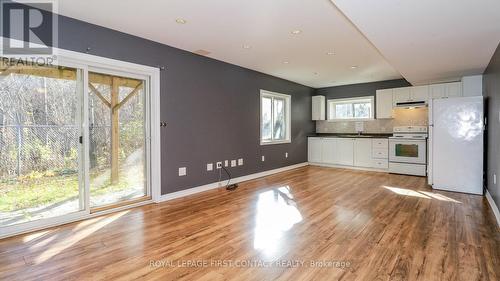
[485,189,500,230]
[157,162,309,203]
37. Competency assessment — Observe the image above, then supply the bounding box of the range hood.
[394,100,427,108]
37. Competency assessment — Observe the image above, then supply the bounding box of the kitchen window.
[327,96,374,120]
[260,90,291,145]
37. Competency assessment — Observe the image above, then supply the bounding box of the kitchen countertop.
[308,133,393,138]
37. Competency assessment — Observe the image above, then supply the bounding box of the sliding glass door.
[0,57,155,237]
[87,71,149,210]
[0,63,84,227]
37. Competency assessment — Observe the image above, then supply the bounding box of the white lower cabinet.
[372,159,389,169]
[308,138,323,163]
[308,137,389,171]
[336,138,354,166]
[322,138,338,164]
[354,139,372,167]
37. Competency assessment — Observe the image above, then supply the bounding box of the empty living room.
[0,0,499,280]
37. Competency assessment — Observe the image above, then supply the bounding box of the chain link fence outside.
[0,124,111,178]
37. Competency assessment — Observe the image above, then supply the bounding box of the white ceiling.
[331,0,500,85]
[53,0,402,88]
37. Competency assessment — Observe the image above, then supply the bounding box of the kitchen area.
[308,75,484,194]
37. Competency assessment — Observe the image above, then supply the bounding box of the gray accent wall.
[484,42,500,208]
[2,8,314,195]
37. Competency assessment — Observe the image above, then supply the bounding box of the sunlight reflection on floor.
[33,210,130,264]
[253,186,302,255]
[383,186,461,203]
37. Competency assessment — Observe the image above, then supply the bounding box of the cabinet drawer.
[372,148,388,159]
[372,159,388,169]
[372,139,388,149]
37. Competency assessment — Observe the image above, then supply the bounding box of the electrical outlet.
[178,167,187,176]
[224,160,229,167]
[261,155,265,162]
[238,158,243,166]
[231,160,237,167]
[207,163,213,171]
[216,162,222,169]
[285,152,288,158]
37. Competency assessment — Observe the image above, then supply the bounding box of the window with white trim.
[260,90,291,145]
[327,96,374,120]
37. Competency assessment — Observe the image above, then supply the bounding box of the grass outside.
[0,169,134,212]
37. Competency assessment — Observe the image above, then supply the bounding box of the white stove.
[388,126,428,176]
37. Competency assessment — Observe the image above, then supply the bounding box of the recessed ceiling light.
[327,51,335,55]
[175,18,187,24]
[243,44,251,49]
[283,61,289,64]
[351,65,358,69]
[291,29,302,35]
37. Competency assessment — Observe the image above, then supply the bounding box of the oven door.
[389,139,427,164]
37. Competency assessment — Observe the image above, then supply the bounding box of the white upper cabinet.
[376,89,393,119]
[445,82,462,98]
[392,86,429,106]
[392,87,411,106]
[354,139,372,167]
[410,85,429,102]
[430,82,462,99]
[462,75,483,97]
[312,96,325,120]
[430,84,446,99]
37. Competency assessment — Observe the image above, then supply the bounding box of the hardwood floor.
[1,166,499,281]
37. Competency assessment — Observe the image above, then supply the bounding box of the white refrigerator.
[428,96,484,195]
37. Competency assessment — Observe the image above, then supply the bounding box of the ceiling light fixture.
[327,51,335,55]
[175,18,187,24]
[291,29,302,35]
[283,61,289,64]
[243,44,251,49]
[350,65,358,69]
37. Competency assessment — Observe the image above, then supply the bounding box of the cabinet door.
[322,138,338,164]
[308,138,322,163]
[336,138,354,166]
[312,96,325,120]
[354,139,372,167]
[445,82,462,98]
[376,89,393,119]
[430,84,446,99]
[410,85,429,102]
[392,87,411,106]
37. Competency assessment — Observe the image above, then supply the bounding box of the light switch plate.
[224,160,229,167]
[238,158,243,166]
[178,167,186,176]
[207,163,213,171]
[285,152,288,158]
[231,160,237,167]
[261,155,265,162]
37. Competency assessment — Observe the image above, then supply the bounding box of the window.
[327,96,374,120]
[260,90,291,145]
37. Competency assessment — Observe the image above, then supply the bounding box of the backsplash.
[316,107,428,133]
